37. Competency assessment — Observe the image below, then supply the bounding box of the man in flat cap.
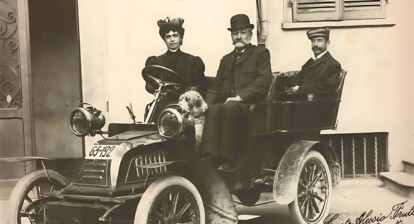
[286,27,342,99]
[144,17,206,122]
[201,14,272,172]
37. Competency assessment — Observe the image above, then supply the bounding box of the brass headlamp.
[69,103,105,137]
[157,105,190,139]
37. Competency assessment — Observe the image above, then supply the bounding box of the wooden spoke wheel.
[8,170,68,224]
[135,176,205,224]
[289,151,332,224]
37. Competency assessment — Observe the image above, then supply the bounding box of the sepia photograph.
[0,0,413,223]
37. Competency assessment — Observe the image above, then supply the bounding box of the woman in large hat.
[144,17,206,122]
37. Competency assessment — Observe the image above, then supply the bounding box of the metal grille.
[75,160,108,186]
[126,152,167,183]
[0,0,22,108]
[321,132,388,179]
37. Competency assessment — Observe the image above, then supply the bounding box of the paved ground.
[237,179,414,224]
[0,179,413,224]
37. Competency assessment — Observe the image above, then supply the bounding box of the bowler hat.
[307,27,330,40]
[227,14,254,31]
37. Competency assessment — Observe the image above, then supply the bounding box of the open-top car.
[4,65,346,224]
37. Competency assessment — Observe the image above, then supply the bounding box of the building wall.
[77,1,413,171]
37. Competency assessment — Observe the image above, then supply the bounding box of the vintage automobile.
[5,65,346,224]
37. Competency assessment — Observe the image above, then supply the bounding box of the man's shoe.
[218,162,235,173]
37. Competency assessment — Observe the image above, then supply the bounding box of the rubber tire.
[288,151,332,224]
[8,169,69,224]
[134,175,205,224]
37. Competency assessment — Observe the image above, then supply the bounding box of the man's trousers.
[201,101,250,163]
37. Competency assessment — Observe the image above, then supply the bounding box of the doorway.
[29,0,83,158]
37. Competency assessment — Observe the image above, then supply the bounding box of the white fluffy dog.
[178,90,208,150]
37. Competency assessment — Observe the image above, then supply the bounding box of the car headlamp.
[69,103,105,137]
[158,106,188,139]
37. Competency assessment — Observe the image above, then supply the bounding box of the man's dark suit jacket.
[294,51,341,99]
[201,44,272,164]
[206,44,272,105]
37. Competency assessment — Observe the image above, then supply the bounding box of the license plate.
[85,145,118,159]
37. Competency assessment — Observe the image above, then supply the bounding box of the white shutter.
[343,0,387,20]
[292,0,340,22]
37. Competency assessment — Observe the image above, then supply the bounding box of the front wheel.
[289,151,332,224]
[8,169,69,224]
[135,175,205,224]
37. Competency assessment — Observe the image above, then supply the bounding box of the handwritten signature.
[324,200,414,224]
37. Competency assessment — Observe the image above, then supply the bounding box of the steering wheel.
[142,65,184,92]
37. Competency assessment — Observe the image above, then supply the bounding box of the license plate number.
[86,145,117,159]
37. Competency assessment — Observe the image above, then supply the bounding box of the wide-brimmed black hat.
[227,14,254,31]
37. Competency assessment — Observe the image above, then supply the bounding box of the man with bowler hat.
[201,14,272,172]
[144,17,206,122]
[286,27,342,99]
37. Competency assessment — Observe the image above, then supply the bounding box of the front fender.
[0,156,52,163]
[169,161,238,224]
[272,140,340,205]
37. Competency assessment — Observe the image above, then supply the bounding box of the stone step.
[380,171,414,198]
[403,160,414,175]
[337,178,384,189]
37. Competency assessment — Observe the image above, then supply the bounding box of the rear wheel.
[8,169,69,224]
[289,151,332,224]
[135,175,205,224]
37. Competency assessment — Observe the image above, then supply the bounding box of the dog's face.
[178,90,208,117]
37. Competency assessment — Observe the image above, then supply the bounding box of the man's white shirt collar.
[312,50,328,60]
[235,48,246,53]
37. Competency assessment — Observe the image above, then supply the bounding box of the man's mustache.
[233,39,249,45]
[312,47,321,51]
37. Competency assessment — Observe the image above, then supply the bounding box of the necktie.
[235,51,243,59]
[235,48,245,59]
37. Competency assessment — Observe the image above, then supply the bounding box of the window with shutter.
[291,0,387,22]
[293,0,340,22]
[343,0,386,20]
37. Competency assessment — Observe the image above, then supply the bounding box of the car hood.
[96,130,167,148]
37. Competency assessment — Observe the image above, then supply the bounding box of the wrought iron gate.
[321,132,388,179]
